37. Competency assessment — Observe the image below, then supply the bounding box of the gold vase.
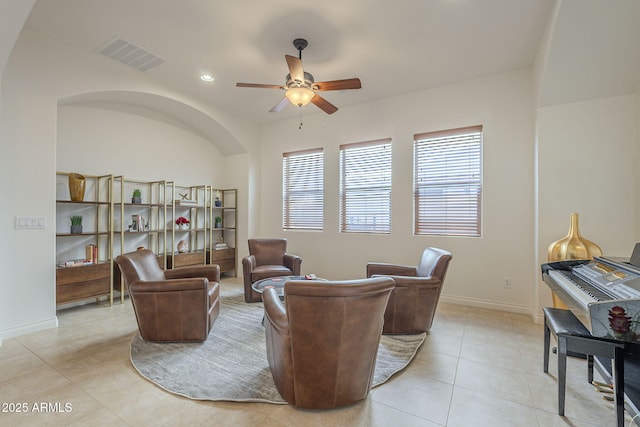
[547,212,602,308]
[68,173,86,202]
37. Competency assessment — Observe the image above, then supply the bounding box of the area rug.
[130,288,426,403]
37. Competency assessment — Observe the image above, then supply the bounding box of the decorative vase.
[547,212,602,308]
[70,224,82,234]
[68,173,86,202]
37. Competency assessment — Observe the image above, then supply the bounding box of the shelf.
[57,259,110,269]
[56,200,108,205]
[56,231,109,237]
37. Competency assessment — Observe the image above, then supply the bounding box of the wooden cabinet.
[56,263,111,305]
[208,247,236,273]
[166,252,206,268]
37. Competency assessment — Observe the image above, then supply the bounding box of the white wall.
[1,47,59,339]
[258,69,537,314]
[536,94,639,311]
[0,1,36,343]
[57,103,227,183]
[0,0,35,76]
[637,88,640,238]
[220,152,250,271]
[0,28,253,340]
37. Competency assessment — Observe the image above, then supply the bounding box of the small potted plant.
[70,215,83,234]
[132,189,142,204]
[176,216,190,230]
[215,216,222,228]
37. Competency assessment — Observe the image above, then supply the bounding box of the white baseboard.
[0,317,58,341]
[440,295,533,317]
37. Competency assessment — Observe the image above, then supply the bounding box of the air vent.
[97,37,164,72]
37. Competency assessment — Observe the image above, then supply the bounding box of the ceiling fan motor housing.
[285,71,314,88]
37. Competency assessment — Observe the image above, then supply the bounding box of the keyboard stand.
[595,353,640,426]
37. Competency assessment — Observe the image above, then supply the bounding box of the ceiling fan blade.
[313,78,362,91]
[269,97,290,113]
[311,94,338,114]
[236,83,285,89]
[285,55,304,82]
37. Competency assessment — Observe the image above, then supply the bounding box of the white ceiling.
[21,0,556,125]
[6,0,640,126]
[538,0,640,107]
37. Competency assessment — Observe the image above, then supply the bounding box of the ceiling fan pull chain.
[298,107,303,130]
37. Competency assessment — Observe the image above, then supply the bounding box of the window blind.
[282,148,324,230]
[414,126,482,237]
[339,139,392,233]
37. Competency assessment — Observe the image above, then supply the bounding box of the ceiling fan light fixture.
[285,86,315,107]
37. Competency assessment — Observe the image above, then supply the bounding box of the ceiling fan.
[236,38,361,115]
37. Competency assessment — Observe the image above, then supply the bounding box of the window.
[282,148,324,230]
[414,126,482,237]
[339,139,392,233]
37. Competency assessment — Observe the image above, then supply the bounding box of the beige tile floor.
[0,276,636,426]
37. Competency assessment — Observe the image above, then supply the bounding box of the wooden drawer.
[57,280,110,305]
[167,252,206,268]
[57,263,110,286]
[209,248,235,261]
[216,258,236,273]
[56,263,110,305]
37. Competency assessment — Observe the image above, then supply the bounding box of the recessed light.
[200,74,214,82]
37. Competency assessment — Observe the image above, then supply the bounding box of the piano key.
[547,270,599,311]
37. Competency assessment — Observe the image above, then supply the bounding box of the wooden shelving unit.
[55,172,114,306]
[56,171,237,308]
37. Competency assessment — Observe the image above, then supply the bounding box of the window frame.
[282,148,324,231]
[339,138,392,234]
[413,125,483,237]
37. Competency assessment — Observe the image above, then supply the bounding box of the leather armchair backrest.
[248,238,287,266]
[416,247,452,279]
[115,249,166,285]
[283,277,394,408]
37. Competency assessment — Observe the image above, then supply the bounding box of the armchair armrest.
[263,287,289,335]
[384,275,441,288]
[283,253,302,275]
[367,262,417,277]
[129,277,208,293]
[242,255,257,272]
[165,264,220,282]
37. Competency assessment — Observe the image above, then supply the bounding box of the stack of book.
[86,244,98,263]
[57,259,94,268]
[215,242,228,250]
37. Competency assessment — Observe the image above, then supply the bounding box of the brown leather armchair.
[242,238,302,302]
[115,249,220,342]
[262,277,394,409]
[367,247,452,334]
